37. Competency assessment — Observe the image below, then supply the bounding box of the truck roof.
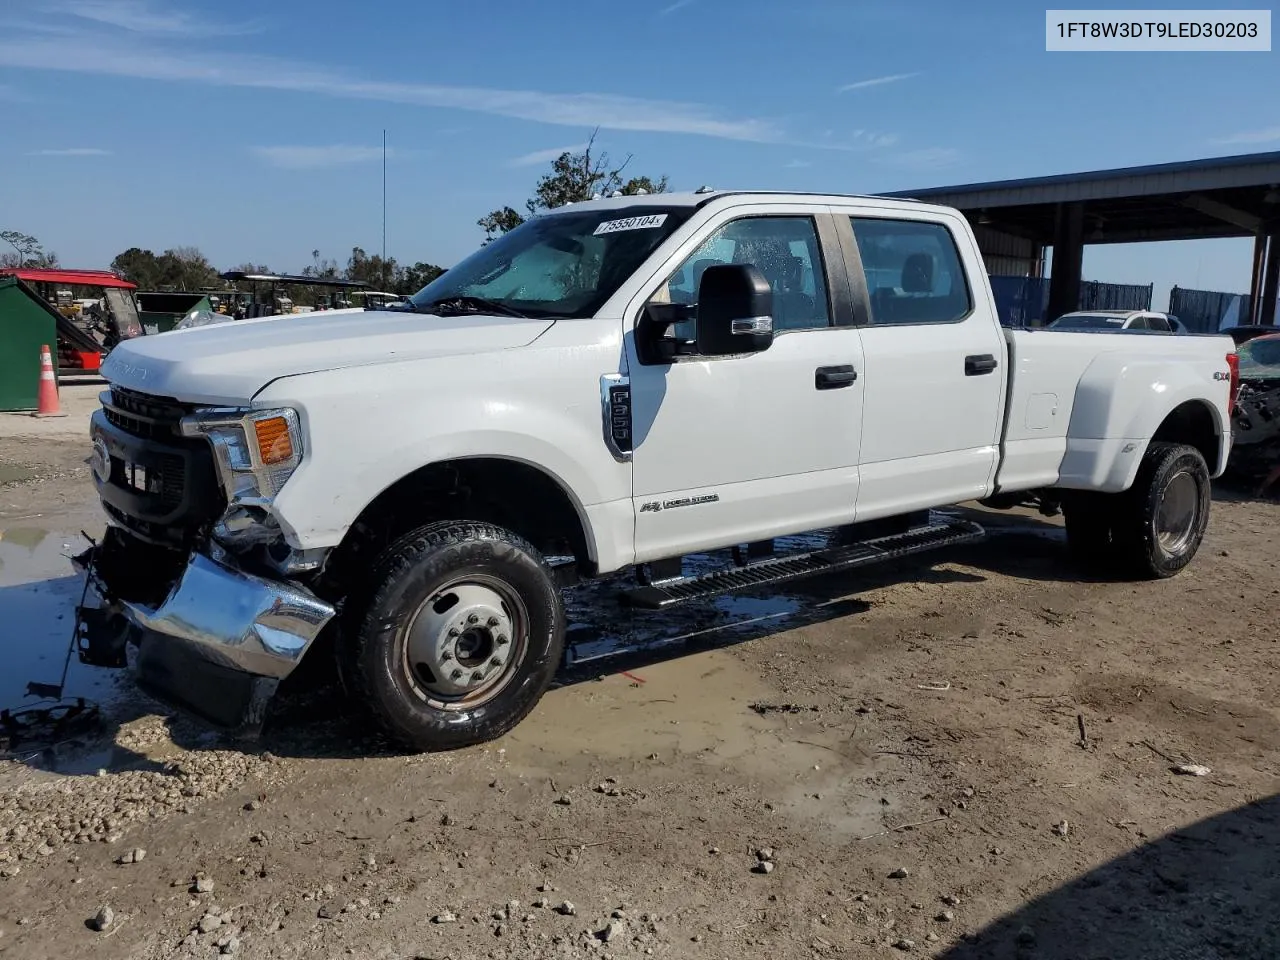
[1059,309,1164,319]
[545,189,952,215]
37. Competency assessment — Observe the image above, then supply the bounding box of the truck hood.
[100,308,557,405]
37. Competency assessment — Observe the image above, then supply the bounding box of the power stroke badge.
[639,493,719,513]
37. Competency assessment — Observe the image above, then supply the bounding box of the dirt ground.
[2,398,1279,960]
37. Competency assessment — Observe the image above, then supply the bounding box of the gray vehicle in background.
[1047,309,1178,333]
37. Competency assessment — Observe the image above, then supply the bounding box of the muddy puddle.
[508,646,896,839]
[0,463,39,485]
[0,527,120,713]
[507,533,901,840]
[560,531,835,666]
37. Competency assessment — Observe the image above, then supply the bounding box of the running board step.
[621,518,985,610]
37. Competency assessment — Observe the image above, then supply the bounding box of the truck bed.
[995,327,1236,495]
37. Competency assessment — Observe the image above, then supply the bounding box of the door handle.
[965,354,998,376]
[815,365,858,389]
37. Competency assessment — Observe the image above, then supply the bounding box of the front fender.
[1059,353,1230,492]
[250,347,632,561]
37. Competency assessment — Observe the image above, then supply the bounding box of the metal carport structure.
[879,150,1280,327]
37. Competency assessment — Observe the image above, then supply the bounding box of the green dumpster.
[137,291,214,334]
[0,276,61,411]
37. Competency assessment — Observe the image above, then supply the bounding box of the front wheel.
[341,520,565,752]
[1111,442,1212,579]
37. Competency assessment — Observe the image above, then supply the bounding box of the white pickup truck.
[78,190,1241,751]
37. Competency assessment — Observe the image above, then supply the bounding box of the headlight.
[181,407,304,546]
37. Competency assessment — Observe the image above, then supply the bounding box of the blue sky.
[2,0,1277,307]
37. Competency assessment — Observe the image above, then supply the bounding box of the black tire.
[340,520,564,752]
[1110,442,1212,580]
[1061,491,1118,574]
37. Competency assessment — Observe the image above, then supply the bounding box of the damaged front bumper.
[78,543,336,734]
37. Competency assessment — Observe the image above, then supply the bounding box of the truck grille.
[96,386,224,546]
[109,452,187,509]
[104,386,194,439]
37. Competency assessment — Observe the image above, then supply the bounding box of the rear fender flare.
[1065,354,1228,491]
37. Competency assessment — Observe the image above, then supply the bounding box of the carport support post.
[1046,202,1084,325]
[1260,231,1280,327]
[1249,233,1267,325]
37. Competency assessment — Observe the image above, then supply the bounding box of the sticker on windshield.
[593,214,668,236]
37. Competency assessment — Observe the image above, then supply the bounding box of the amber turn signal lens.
[253,416,294,465]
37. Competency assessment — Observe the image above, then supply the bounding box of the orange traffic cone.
[33,344,66,418]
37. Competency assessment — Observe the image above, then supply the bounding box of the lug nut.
[496,635,509,645]
[448,627,459,638]
[440,651,453,662]
[487,617,500,627]
[467,613,480,625]
[489,656,502,667]
[471,672,484,684]
[450,669,463,681]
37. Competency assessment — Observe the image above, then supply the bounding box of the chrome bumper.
[123,549,336,680]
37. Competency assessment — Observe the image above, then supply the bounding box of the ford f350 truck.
[76,190,1241,751]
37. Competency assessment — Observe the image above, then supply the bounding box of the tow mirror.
[694,263,774,356]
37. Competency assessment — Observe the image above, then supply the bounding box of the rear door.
[831,207,1007,521]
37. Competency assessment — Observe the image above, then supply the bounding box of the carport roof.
[0,267,136,289]
[878,150,1280,245]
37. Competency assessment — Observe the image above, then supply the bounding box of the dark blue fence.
[988,276,1046,329]
[988,276,1154,328]
[1167,286,1261,333]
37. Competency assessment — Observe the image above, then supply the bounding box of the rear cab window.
[849,217,973,325]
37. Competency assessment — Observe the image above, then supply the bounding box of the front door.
[625,208,865,563]
[833,209,1007,520]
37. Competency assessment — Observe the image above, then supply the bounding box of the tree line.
[104,245,447,304]
[4,131,667,301]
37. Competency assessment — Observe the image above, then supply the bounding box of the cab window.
[652,216,832,340]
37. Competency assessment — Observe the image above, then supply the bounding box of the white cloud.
[508,143,590,167]
[1,9,910,154]
[1211,127,1280,146]
[27,147,112,156]
[882,147,961,170]
[250,145,389,169]
[864,132,899,148]
[800,129,899,152]
[60,0,262,36]
[659,0,696,14]
[838,73,919,93]
[0,31,780,144]
[785,159,812,168]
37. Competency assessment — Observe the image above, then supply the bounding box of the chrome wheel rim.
[1155,469,1200,556]
[402,575,528,710]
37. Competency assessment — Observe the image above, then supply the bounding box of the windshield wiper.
[413,295,529,319]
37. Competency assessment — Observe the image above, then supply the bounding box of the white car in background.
[1048,309,1178,333]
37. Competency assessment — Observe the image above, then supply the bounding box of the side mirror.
[695,264,774,356]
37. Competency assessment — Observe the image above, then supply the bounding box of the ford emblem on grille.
[90,434,111,485]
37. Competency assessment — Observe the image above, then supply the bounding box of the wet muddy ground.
[2,427,1279,960]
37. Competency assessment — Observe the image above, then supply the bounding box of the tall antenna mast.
[381,129,387,268]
